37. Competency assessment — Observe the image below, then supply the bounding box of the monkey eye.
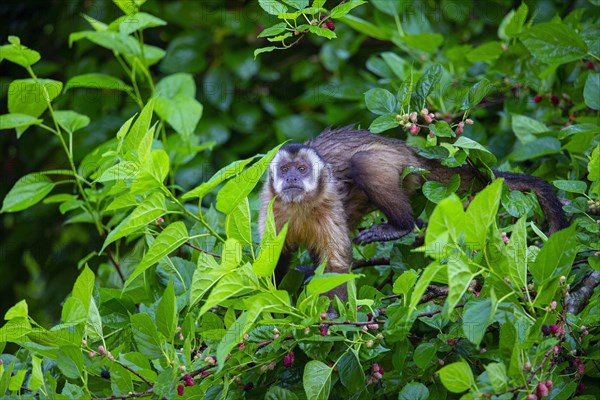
[298,165,306,173]
[280,166,289,173]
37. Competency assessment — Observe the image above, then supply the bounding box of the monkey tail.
[493,171,569,234]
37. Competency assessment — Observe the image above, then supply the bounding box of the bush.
[0,1,598,399]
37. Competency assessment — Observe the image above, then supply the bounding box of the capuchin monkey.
[258,126,568,302]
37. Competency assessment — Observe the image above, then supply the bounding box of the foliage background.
[0,0,598,399]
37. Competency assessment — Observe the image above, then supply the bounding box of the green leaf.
[506,216,528,290]
[500,2,528,39]
[339,14,390,41]
[414,342,437,368]
[28,355,44,391]
[221,239,243,270]
[8,370,26,392]
[54,110,90,134]
[425,195,465,252]
[266,387,299,400]
[110,363,134,396]
[369,113,399,133]
[429,121,454,138]
[303,360,332,400]
[465,179,502,249]
[511,114,549,144]
[8,79,62,136]
[306,273,357,295]
[254,46,279,58]
[462,78,491,110]
[0,113,42,131]
[412,64,443,109]
[530,225,577,283]
[485,362,508,393]
[337,350,365,392]
[259,22,288,38]
[365,88,397,115]
[445,254,475,318]
[329,0,366,18]
[154,73,202,137]
[519,22,587,65]
[72,266,94,313]
[553,180,587,194]
[112,12,166,35]
[125,221,189,287]
[0,42,41,67]
[102,192,166,250]
[64,73,132,92]
[69,30,141,56]
[254,224,288,277]
[216,311,251,372]
[4,299,28,320]
[130,148,170,195]
[453,136,497,166]
[225,198,253,247]
[123,98,155,156]
[370,0,404,15]
[307,25,337,39]
[57,346,84,380]
[502,190,534,218]
[131,313,164,359]
[259,0,288,15]
[463,299,492,346]
[510,137,561,161]
[392,270,418,296]
[583,73,599,110]
[183,156,256,200]
[399,382,429,400]
[423,174,460,204]
[156,280,177,339]
[437,361,475,393]
[189,260,227,308]
[396,33,444,54]
[1,173,55,213]
[199,265,259,315]
[589,145,599,182]
[216,144,282,215]
[406,262,443,321]
[466,41,503,63]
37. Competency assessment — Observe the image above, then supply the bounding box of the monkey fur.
[258,126,569,300]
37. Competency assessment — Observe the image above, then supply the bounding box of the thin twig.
[106,247,125,283]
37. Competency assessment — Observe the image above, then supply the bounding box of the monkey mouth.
[281,187,305,202]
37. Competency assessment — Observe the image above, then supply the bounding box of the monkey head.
[268,144,329,203]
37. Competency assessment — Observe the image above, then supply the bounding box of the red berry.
[238,343,245,350]
[283,351,295,368]
[587,61,594,70]
[550,95,559,105]
[318,325,328,336]
[549,324,559,334]
[320,313,328,320]
[534,95,543,103]
[326,21,335,31]
[185,377,194,387]
[575,357,581,364]
[527,394,538,400]
[576,383,585,394]
[536,382,549,398]
[545,380,553,390]
[366,312,373,321]
[177,384,185,396]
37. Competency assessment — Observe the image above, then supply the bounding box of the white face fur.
[269,147,325,202]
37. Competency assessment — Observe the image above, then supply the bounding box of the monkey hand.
[353,223,412,245]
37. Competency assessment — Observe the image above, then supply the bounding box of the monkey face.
[269,146,325,203]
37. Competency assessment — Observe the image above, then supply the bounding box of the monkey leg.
[350,151,415,245]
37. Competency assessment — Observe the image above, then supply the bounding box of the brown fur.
[259,126,568,289]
